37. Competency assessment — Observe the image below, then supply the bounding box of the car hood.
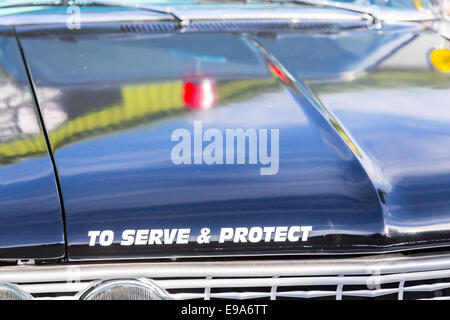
[12,21,450,260]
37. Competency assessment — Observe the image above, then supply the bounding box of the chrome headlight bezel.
[0,283,33,300]
[78,278,170,300]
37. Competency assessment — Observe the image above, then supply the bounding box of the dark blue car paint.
[0,18,448,260]
[0,26,65,259]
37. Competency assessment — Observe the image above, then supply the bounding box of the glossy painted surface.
[12,19,450,260]
[0,26,64,259]
[258,24,450,247]
[301,30,450,247]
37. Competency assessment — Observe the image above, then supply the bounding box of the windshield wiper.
[0,0,190,27]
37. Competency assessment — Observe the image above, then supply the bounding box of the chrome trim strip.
[0,11,173,26]
[0,2,438,28]
[2,252,450,282]
[286,0,438,23]
[1,7,369,27]
[2,251,450,299]
[162,7,367,21]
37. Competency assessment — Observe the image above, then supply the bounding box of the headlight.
[0,283,32,300]
[79,279,169,300]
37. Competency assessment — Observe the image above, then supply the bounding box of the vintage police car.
[0,0,449,300]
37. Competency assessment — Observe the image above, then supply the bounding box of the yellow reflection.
[412,0,424,10]
[0,78,277,165]
[430,49,450,72]
[329,117,362,158]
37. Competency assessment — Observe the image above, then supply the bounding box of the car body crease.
[244,34,390,240]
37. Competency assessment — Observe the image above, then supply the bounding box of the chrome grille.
[2,252,450,300]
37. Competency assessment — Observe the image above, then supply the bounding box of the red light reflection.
[183,78,217,110]
[267,61,290,84]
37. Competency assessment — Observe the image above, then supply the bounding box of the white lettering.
[120,229,136,245]
[219,228,234,243]
[99,230,114,246]
[88,231,100,246]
